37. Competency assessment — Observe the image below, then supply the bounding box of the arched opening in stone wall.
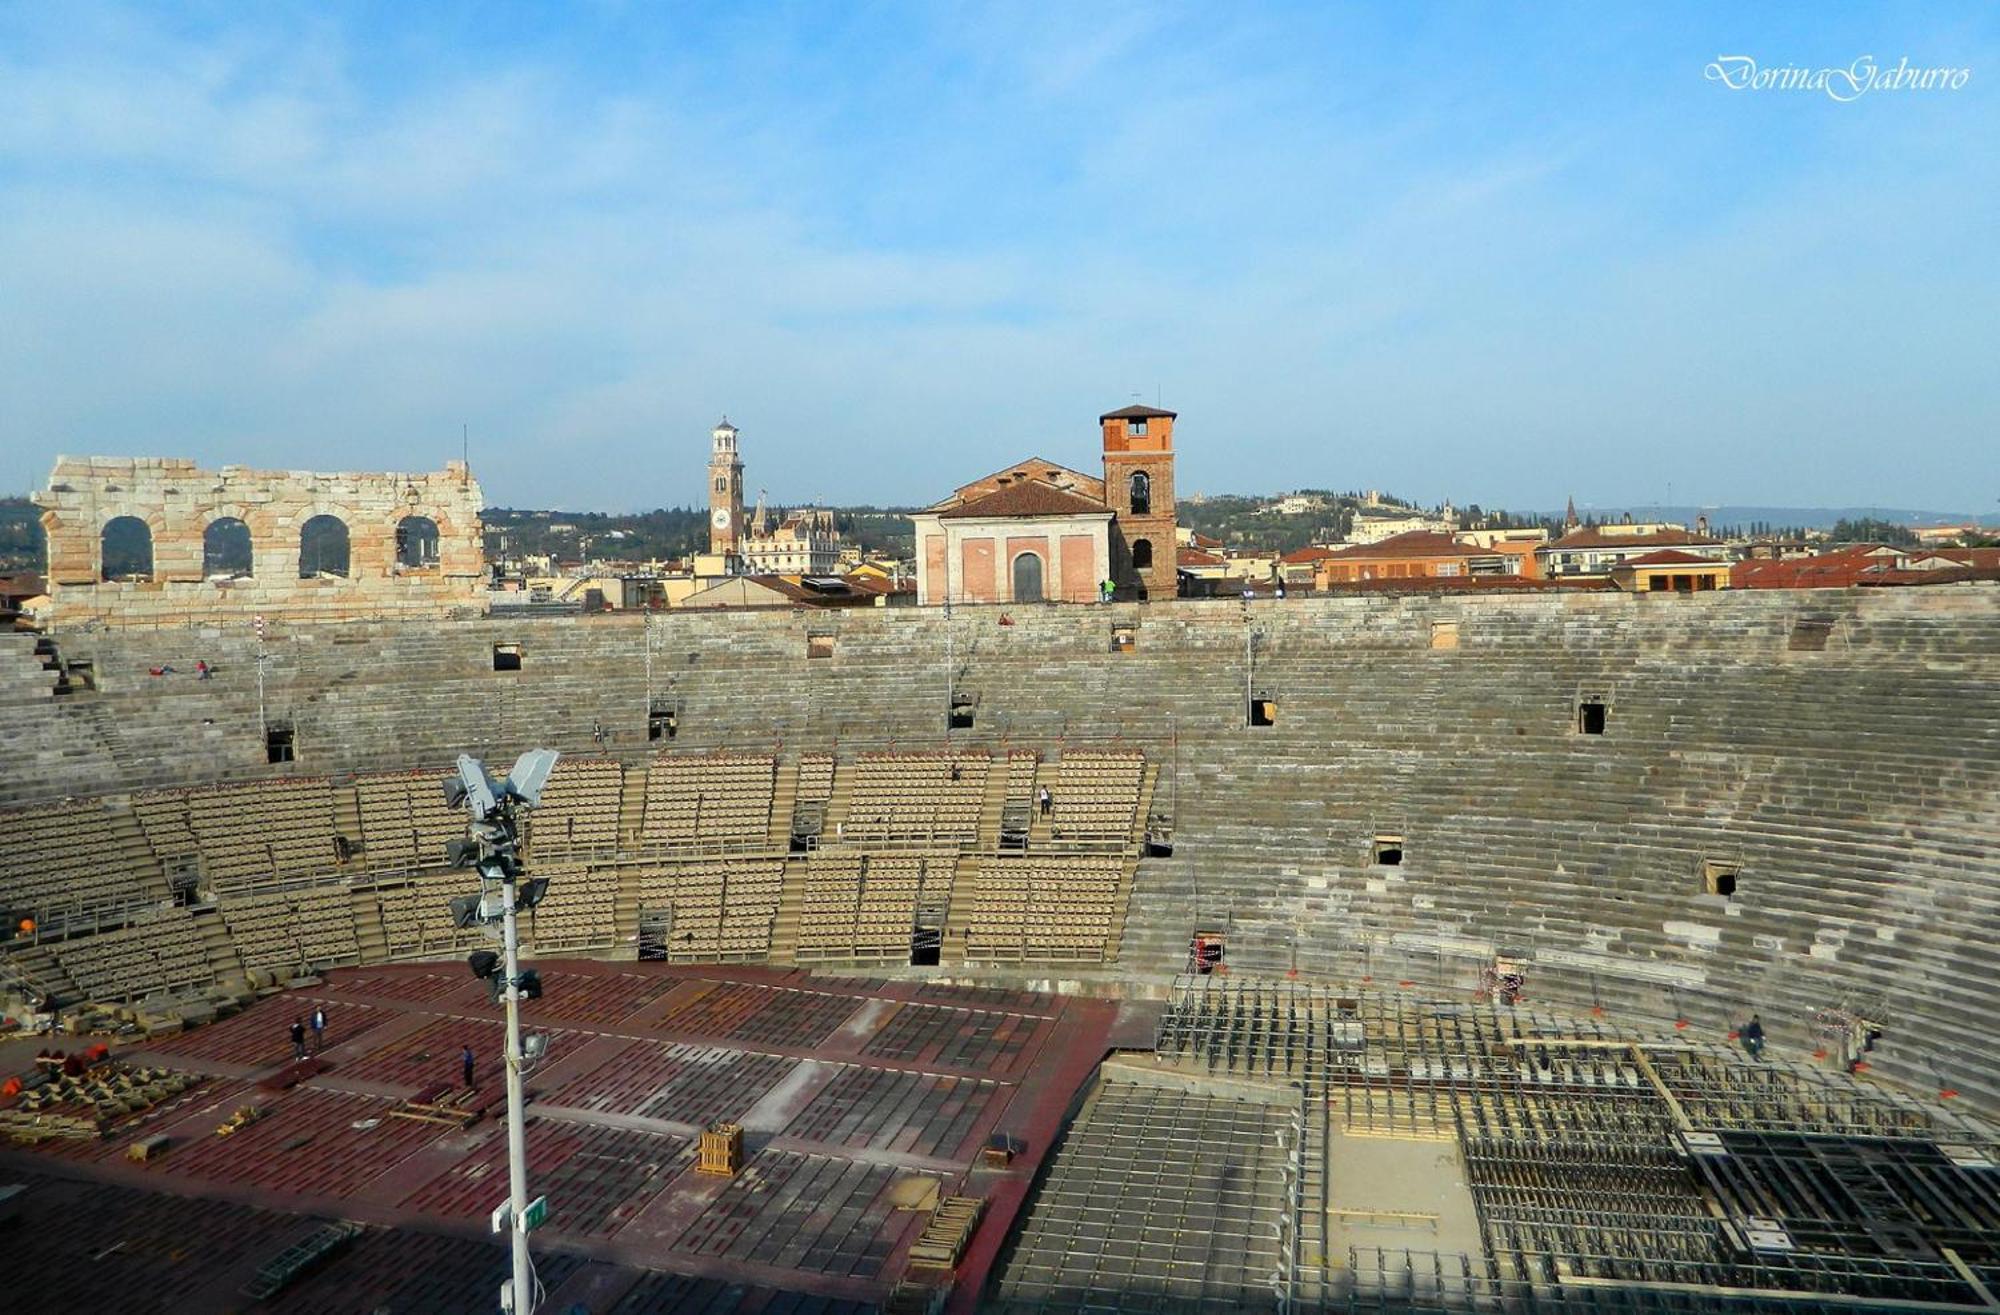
[299,515,351,579]
[1012,551,1044,603]
[1128,471,1151,516]
[1131,539,1154,570]
[395,515,440,568]
[100,516,154,581]
[202,517,254,579]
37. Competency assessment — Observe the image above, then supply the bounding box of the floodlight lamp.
[453,754,501,818]
[445,837,481,868]
[517,969,543,1001]
[449,893,485,929]
[443,777,468,809]
[501,748,560,807]
[468,948,500,980]
[523,1034,548,1062]
[517,877,551,911]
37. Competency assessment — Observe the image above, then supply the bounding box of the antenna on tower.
[461,424,469,484]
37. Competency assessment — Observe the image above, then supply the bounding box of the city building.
[910,405,1180,605]
[1314,531,1481,586]
[1536,526,1727,580]
[742,507,841,576]
[1609,549,1732,592]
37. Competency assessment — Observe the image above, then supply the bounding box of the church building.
[911,404,1179,605]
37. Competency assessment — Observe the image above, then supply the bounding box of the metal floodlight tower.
[443,749,558,1314]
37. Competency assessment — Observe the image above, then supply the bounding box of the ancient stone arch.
[35,458,485,628]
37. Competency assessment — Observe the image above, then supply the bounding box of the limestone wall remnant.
[34,457,486,629]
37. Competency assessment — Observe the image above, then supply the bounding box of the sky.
[2,2,1995,514]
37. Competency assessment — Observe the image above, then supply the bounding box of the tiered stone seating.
[1051,750,1145,840]
[843,751,989,844]
[967,855,1123,963]
[639,753,776,849]
[218,885,360,974]
[0,801,157,915]
[523,758,623,858]
[355,769,460,871]
[796,851,957,962]
[523,863,618,951]
[51,908,212,1001]
[633,858,785,961]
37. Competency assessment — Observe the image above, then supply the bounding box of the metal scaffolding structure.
[1146,975,2000,1315]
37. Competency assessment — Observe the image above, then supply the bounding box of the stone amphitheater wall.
[5,585,1999,1107]
[33,456,486,628]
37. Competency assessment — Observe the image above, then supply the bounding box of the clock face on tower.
[712,508,732,529]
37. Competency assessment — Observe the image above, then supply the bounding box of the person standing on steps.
[462,1044,477,1089]
[309,1005,326,1052]
[1037,786,1053,819]
[289,1019,307,1060]
[1741,1014,1765,1060]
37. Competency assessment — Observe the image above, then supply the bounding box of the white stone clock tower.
[708,417,745,556]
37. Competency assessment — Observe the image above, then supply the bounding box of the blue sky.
[2,2,1994,513]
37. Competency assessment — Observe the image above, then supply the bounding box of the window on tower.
[716,477,726,493]
[1129,471,1151,516]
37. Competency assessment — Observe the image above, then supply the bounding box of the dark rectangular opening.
[1249,696,1275,727]
[910,927,941,967]
[949,697,975,730]
[1372,834,1404,866]
[1790,619,1834,651]
[265,721,295,764]
[807,635,834,660]
[1704,861,1740,898]
[492,644,523,672]
[1190,932,1224,974]
[1578,700,1607,735]
[1110,625,1136,653]
[648,702,678,741]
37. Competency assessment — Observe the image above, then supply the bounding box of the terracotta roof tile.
[936,480,1110,520]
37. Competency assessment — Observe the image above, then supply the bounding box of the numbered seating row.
[355,769,461,871]
[523,864,618,949]
[0,802,157,913]
[51,908,212,1001]
[523,759,623,857]
[845,752,991,842]
[640,753,776,847]
[1049,751,1146,839]
[218,885,360,974]
[634,858,785,962]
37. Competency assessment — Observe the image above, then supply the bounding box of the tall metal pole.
[498,859,532,1311]
[499,866,532,1312]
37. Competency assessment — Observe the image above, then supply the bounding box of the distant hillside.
[1559,504,1999,533]
[0,497,43,575]
[484,505,917,563]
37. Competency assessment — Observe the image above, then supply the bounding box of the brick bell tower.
[708,417,745,556]
[1100,404,1178,600]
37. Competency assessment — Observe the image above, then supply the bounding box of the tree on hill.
[1829,518,1918,546]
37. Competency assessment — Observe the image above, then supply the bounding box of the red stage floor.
[0,961,1117,1313]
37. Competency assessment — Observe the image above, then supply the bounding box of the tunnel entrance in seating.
[1372,833,1404,866]
[1189,931,1225,974]
[1578,698,1607,735]
[949,695,975,730]
[637,908,672,960]
[1703,860,1740,898]
[1249,694,1276,727]
[493,643,524,672]
[265,720,295,764]
[648,700,678,741]
[807,634,834,660]
[910,926,942,966]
